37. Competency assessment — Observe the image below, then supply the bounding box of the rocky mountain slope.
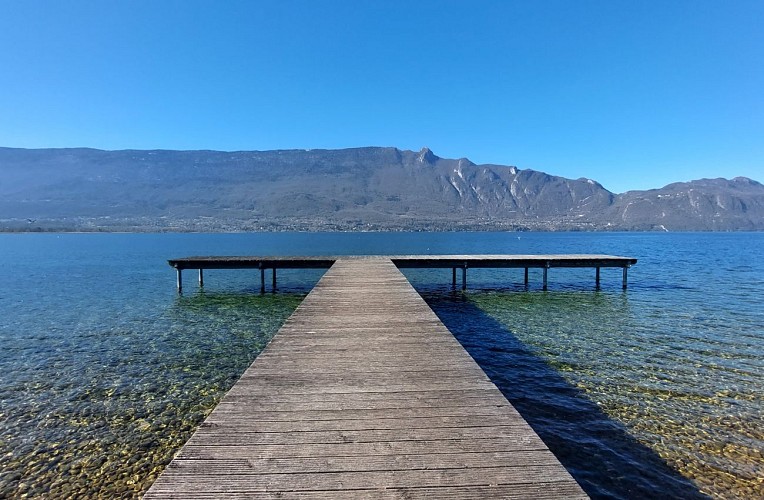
[0,146,761,231]
[607,177,764,231]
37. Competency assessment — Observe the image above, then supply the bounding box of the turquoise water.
[0,232,762,498]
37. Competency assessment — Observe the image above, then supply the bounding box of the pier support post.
[462,265,467,291]
[543,266,548,291]
[452,267,456,288]
[595,267,600,290]
[524,267,529,288]
[176,269,183,293]
[623,267,629,290]
[272,268,277,291]
[260,266,265,294]
[198,269,204,287]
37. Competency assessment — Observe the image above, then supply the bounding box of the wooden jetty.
[169,254,637,292]
[147,258,589,498]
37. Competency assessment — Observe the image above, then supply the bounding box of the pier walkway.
[146,258,588,498]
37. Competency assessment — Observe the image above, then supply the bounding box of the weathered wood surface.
[169,254,636,270]
[168,256,336,270]
[146,258,587,499]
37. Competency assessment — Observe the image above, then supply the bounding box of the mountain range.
[0,146,762,231]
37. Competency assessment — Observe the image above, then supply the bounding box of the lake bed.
[0,232,762,498]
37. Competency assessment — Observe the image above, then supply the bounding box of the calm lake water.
[0,232,762,498]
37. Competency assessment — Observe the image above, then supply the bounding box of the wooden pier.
[169,254,637,293]
[147,258,588,498]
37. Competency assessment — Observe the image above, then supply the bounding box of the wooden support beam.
[461,265,467,291]
[543,266,548,291]
[260,266,265,294]
[623,267,629,289]
[595,267,600,290]
[198,268,204,287]
[272,268,277,291]
[524,267,529,287]
[176,269,183,293]
[452,267,456,288]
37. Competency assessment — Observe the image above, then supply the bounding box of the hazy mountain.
[0,146,761,231]
[606,177,764,231]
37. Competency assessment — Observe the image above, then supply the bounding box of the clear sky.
[1,0,762,193]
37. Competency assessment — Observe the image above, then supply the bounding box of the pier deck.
[169,254,637,292]
[147,258,588,498]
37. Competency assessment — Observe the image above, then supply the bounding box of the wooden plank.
[203,396,523,418]
[183,425,547,446]
[148,465,581,492]
[218,387,505,401]
[218,393,513,411]
[146,258,587,498]
[163,450,565,474]
[168,253,637,270]
[143,482,587,499]
[178,437,549,459]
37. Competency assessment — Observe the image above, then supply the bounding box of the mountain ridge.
[0,146,761,231]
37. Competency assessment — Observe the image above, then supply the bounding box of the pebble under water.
[0,291,304,498]
[421,288,762,499]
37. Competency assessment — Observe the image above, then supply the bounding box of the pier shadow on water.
[422,290,709,500]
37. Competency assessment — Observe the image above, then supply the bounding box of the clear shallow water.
[0,232,762,498]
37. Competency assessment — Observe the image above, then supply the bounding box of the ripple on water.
[2,232,763,499]
[422,288,763,499]
[0,292,304,498]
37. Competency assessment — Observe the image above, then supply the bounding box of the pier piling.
[596,267,601,290]
[543,266,548,291]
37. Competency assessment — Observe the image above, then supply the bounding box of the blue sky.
[1,0,762,193]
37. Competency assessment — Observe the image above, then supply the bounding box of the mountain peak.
[732,176,762,187]
[417,147,438,164]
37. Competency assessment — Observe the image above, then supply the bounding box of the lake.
[0,232,762,498]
